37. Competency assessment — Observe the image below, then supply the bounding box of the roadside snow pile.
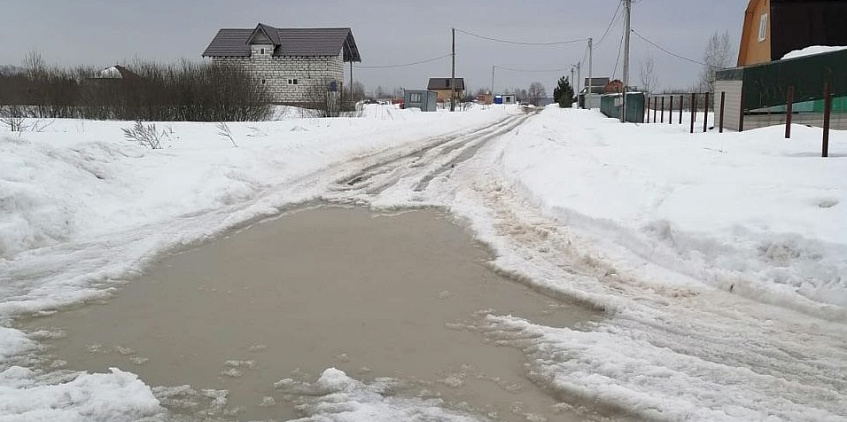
[782,45,847,60]
[496,107,847,315]
[0,367,164,422]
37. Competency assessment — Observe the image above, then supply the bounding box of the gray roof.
[427,77,465,91]
[202,23,361,62]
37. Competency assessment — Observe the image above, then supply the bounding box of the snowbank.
[496,107,847,313]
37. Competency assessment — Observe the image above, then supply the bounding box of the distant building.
[738,0,847,66]
[202,23,361,104]
[583,77,610,95]
[604,79,624,94]
[427,77,465,103]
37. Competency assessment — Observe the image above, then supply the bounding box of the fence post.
[785,86,794,139]
[703,92,709,133]
[719,91,726,133]
[679,95,683,124]
[646,95,650,123]
[661,96,665,123]
[690,93,696,134]
[738,90,745,132]
[653,97,659,123]
[823,82,832,158]
[669,96,674,125]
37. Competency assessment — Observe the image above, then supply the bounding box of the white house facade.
[202,24,361,104]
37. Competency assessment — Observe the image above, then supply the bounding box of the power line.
[594,1,623,48]
[495,65,571,73]
[455,28,588,46]
[631,29,707,66]
[357,54,452,69]
[613,29,625,78]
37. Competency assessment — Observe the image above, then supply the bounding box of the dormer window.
[260,48,265,55]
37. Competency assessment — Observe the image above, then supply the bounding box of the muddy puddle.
[19,207,603,421]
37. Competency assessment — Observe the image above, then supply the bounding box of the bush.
[0,57,272,122]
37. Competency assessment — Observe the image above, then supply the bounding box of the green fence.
[718,48,847,111]
[600,92,645,123]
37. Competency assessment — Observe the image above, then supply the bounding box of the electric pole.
[570,67,575,105]
[588,38,593,110]
[576,62,581,108]
[491,65,495,99]
[622,0,631,122]
[451,27,456,112]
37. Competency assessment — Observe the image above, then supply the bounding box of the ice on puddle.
[274,368,486,422]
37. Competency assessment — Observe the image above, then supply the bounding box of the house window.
[758,14,768,42]
[288,79,298,85]
[261,79,266,84]
[260,48,265,55]
[410,93,422,103]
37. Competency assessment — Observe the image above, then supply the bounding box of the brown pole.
[823,82,832,158]
[690,93,696,134]
[679,95,684,124]
[703,92,709,133]
[661,96,665,123]
[738,89,745,132]
[719,91,726,133]
[651,97,655,123]
[785,86,794,139]
[669,96,674,125]
[646,95,650,123]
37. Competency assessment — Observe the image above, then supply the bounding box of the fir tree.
[552,76,575,108]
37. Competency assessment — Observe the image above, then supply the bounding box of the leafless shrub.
[122,120,166,149]
[0,105,26,132]
[216,122,237,147]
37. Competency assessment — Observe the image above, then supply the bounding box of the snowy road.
[2,105,846,421]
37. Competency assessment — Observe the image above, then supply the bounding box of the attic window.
[758,14,768,42]
[260,48,265,55]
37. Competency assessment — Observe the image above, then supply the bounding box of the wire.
[356,54,452,69]
[455,28,588,46]
[594,1,623,48]
[613,29,625,78]
[631,29,707,67]
[495,65,572,73]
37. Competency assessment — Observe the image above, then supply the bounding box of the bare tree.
[699,31,735,94]
[527,82,547,106]
[639,55,658,94]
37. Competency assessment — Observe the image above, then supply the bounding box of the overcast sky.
[1,0,746,96]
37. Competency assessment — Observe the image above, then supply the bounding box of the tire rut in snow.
[336,111,536,197]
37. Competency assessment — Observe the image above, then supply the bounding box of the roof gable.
[202,25,361,62]
[248,23,281,46]
[427,78,465,91]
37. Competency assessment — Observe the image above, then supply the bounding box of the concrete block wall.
[212,52,344,104]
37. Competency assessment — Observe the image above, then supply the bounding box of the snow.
[278,368,484,422]
[781,45,847,60]
[2,104,846,420]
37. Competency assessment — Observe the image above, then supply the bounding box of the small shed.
[404,90,437,111]
[494,94,517,105]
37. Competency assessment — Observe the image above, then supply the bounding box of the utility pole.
[570,67,575,104]
[576,62,582,108]
[350,61,354,104]
[588,38,593,110]
[622,0,632,122]
[451,27,456,112]
[491,66,495,98]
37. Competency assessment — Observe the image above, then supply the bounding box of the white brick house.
[202,23,361,104]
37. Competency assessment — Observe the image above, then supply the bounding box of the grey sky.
[1,0,746,96]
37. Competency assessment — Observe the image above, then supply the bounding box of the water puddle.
[19,207,603,421]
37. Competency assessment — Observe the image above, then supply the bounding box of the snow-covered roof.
[781,45,847,60]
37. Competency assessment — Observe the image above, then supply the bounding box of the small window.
[410,93,422,102]
[758,14,768,42]
[288,79,298,85]
[260,48,265,55]
[261,79,266,84]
